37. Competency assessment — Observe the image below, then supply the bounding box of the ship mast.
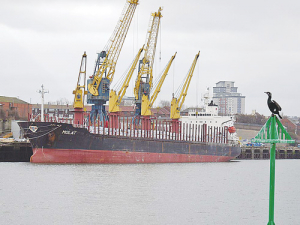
[38,84,49,122]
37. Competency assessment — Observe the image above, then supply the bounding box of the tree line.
[235,113,267,125]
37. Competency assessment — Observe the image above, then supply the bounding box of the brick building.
[0,96,31,120]
[152,106,171,119]
[31,103,77,120]
[281,117,299,136]
[31,103,171,121]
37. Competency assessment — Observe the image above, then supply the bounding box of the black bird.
[264,92,282,119]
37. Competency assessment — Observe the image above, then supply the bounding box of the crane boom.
[170,51,200,119]
[88,0,139,96]
[141,52,176,116]
[73,52,87,109]
[86,0,139,123]
[109,47,144,113]
[133,7,162,118]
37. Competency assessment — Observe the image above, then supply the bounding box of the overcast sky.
[1,0,299,117]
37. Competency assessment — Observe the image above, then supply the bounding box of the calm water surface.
[1,160,299,225]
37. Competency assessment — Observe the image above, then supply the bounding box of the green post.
[252,115,294,225]
[268,116,276,225]
[268,142,276,225]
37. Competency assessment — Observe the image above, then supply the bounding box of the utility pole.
[38,85,49,122]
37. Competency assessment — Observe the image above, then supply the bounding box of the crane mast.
[141,52,176,116]
[73,52,88,125]
[133,7,162,119]
[87,0,139,123]
[170,51,200,120]
[109,47,144,113]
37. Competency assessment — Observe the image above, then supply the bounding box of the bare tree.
[0,109,6,120]
[158,100,170,108]
[235,113,267,125]
[56,98,71,105]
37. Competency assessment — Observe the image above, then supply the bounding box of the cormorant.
[264,92,282,119]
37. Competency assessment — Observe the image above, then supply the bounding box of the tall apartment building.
[212,81,245,115]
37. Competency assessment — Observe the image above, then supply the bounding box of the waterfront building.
[31,103,76,121]
[212,81,245,115]
[0,96,31,120]
[281,117,300,136]
[31,103,170,120]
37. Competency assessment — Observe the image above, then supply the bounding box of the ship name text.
[62,130,77,135]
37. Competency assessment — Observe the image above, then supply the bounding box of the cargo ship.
[18,100,241,164]
[16,0,241,163]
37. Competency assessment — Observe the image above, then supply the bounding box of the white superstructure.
[180,89,235,128]
[179,89,238,143]
[180,103,234,128]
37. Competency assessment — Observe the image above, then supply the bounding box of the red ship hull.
[31,147,234,164]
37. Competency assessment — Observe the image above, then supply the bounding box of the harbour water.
[1,160,299,225]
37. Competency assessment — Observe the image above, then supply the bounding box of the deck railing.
[29,114,229,144]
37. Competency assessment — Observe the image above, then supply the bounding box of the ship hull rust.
[31,148,235,164]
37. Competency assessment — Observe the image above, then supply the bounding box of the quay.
[237,146,300,160]
[0,140,32,162]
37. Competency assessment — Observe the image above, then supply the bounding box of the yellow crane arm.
[88,0,139,96]
[141,52,177,116]
[134,7,162,100]
[73,52,88,109]
[133,56,147,100]
[109,47,144,113]
[170,51,200,119]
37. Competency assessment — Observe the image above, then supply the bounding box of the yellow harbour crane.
[109,47,144,113]
[133,7,162,118]
[170,51,200,120]
[73,52,87,109]
[73,52,88,125]
[87,0,139,123]
[141,52,177,116]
